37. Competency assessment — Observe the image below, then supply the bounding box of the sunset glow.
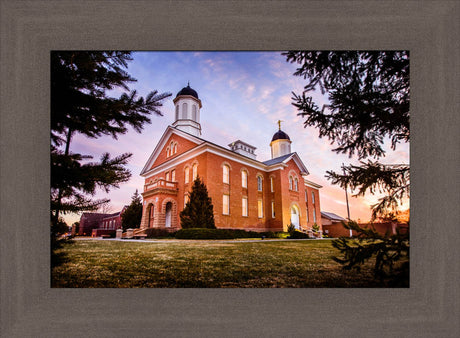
[62,52,410,225]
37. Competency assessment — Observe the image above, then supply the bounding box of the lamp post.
[343,163,352,237]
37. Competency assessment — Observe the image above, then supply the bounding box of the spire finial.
[187,81,190,87]
[277,120,283,130]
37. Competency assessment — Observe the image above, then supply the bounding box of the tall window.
[242,170,248,188]
[257,176,263,191]
[311,192,315,204]
[242,197,248,217]
[270,177,274,192]
[313,209,317,223]
[192,164,197,180]
[173,143,177,154]
[257,199,263,218]
[294,178,298,191]
[223,165,230,184]
[171,169,176,182]
[182,103,188,119]
[184,194,189,207]
[271,201,275,218]
[184,167,190,184]
[192,105,197,121]
[223,195,230,215]
[165,171,170,181]
[175,105,179,120]
[289,176,293,190]
[305,190,308,203]
[166,147,170,157]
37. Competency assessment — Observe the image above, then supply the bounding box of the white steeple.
[172,83,202,137]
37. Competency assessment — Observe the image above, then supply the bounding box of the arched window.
[182,103,188,119]
[241,170,248,188]
[171,169,176,182]
[289,176,293,190]
[192,164,198,180]
[192,105,197,121]
[257,176,263,191]
[175,105,179,120]
[223,165,230,184]
[166,147,170,157]
[294,178,298,191]
[173,142,177,154]
[184,167,190,184]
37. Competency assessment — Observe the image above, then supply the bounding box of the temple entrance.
[165,202,172,227]
[290,205,300,230]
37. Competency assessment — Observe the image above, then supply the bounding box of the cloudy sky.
[63,51,410,225]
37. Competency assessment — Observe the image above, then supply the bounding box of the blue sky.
[64,51,409,225]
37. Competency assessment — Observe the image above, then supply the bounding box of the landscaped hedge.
[288,231,310,239]
[174,228,285,240]
[145,228,176,239]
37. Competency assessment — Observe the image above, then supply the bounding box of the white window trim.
[223,165,230,184]
[242,197,248,217]
[257,199,263,218]
[223,194,230,215]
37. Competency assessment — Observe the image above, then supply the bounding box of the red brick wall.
[142,148,322,233]
[150,134,199,169]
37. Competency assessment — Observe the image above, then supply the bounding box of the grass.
[51,239,399,288]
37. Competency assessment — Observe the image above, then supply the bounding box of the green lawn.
[52,239,395,288]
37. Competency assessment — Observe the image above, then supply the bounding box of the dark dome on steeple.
[271,129,290,142]
[176,83,199,99]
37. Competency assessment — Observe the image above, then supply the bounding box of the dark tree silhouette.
[180,177,215,229]
[51,51,171,224]
[284,51,409,218]
[121,190,143,230]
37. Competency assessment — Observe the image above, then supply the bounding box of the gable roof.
[140,126,203,175]
[321,211,347,221]
[262,153,293,166]
[263,152,309,175]
[141,126,310,177]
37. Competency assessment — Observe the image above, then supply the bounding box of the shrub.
[175,228,234,239]
[174,228,284,240]
[312,223,320,233]
[287,223,296,236]
[289,231,310,239]
[145,228,176,239]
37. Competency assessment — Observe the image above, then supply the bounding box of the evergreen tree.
[180,177,215,229]
[284,51,409,218]
[51,51,171,224]
[121,190,143,230]
[284,51,410,284]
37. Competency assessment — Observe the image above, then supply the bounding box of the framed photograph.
[1,1,458,336]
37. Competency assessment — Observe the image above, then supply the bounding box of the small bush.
[175,228,235,239]
[145,228,176,238]
[287,223,296,235]
[288,231,310,239]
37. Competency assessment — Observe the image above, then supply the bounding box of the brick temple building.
[139,84,322,233]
